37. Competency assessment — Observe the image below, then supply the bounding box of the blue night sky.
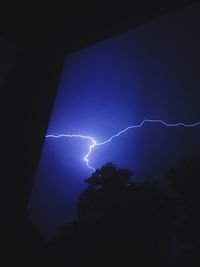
[30,3,200,238]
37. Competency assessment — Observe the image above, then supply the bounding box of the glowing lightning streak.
[45,134,97,171]
[46,119,200,172]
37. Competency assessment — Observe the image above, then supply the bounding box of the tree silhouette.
[75,162,176,263]
[167,155,200,257]
[48,159,200,265]
[77,162,134,224]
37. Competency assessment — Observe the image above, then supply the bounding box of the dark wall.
[0,38,17,85]
[2,47,66,232]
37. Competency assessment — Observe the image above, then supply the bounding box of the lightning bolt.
[46,119,200,172]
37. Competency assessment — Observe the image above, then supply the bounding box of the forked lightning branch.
[46,119,200,172]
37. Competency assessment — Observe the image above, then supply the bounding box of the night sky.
[30,3,200,238]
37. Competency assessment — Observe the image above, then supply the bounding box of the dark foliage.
[46,158,200,265]
[13,157,200,266]
[167,155,200,257]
